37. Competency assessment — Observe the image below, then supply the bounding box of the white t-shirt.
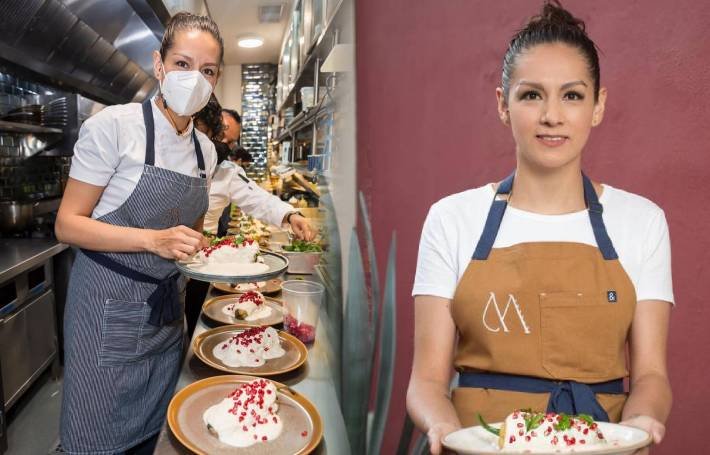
[412,184,674,304]
[69,98,218,219]
[203,160,293,233]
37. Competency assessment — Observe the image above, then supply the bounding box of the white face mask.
[159,64,213,116]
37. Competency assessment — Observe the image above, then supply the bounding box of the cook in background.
[407,2,673,454]
[54,12,223,454]
[221,108,241,148]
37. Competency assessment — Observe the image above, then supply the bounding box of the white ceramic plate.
[442,422,652,455]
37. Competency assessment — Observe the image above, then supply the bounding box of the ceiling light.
[238,35,264,48]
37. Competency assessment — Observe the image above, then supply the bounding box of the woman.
[55,12,223,454]
[407,3,673,454]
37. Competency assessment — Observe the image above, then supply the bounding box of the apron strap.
[472,172,619,261]
[458,372,623,422]
[142,99,207,179]
[472,172,515,260]
[583,174,618,260]
[80,249,181,327]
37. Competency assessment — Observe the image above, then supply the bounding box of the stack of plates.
[1,97,68,128]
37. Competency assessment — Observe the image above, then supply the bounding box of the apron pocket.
[539,292,614,380]
[100,299,147,367]
[100,299,183,367]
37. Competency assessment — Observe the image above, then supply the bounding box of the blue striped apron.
[60,99,208,454]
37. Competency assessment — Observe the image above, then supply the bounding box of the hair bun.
[536,0,585,31]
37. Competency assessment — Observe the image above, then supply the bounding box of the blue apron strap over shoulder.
[472,172,515,260]
[472,171,618,261]
[142,98,207,178]
[458,372,624,422]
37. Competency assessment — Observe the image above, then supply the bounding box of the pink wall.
[356,1,710,453]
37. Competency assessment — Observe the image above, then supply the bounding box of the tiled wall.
[0,133,70,200]
[241,64,277,182]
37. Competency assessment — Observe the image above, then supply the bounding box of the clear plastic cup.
[281,280,324,344]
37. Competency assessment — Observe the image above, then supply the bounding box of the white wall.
[215,64,242,113]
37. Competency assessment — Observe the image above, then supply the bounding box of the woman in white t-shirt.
[407,3,673,454]
[54,12,222,454]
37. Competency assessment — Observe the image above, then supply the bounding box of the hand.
[145,225,205,260]
[288,214,315,241]
[619,415,665,454]
[426,422,460,455]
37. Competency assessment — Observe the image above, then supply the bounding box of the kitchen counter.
[0,239,69,283]
[154,283,351,455]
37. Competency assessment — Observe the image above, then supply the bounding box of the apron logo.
[607,290,617,303]
[482,292,531,334]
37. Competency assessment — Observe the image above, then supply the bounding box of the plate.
[442,422,652,455]
[176,249,288,284]
[203,294,284,327]
[213,279,283,295]
[193,325,307,376]
[167,375,323,455]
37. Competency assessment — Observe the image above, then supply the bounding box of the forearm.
[407,377,461,432]
[622,372,672,423]
[55,214,150,253]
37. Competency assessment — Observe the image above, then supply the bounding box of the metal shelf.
[277,0,346,114]
[276,103,333,143]
[0,120,63,135]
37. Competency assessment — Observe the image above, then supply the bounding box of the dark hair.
[502,1,600,101]
[228,146,252,163]
[214,141,231,165]
[160,11,224,65]
[193,94,224,140]
[222,108,242,124]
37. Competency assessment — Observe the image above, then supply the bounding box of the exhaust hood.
[0,0,170,105]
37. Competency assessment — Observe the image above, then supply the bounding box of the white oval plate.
[442,422,652,455]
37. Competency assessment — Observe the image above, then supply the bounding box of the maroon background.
[356,1,710,453]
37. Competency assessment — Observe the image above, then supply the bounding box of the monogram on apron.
[451,172,636,427]
[60,99,209,454]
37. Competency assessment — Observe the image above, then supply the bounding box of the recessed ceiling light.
[238,35,264,48]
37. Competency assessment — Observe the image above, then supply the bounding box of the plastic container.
[281,280,324,344]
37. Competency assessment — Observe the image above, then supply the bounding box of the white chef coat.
[203,160,294,233]
[69,97,218,219]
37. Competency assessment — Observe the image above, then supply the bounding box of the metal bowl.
[0,201,38,233]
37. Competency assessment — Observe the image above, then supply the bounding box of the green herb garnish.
[577,414,595,427]
[282,239,322,252]
[477,414,500,436]
[524,411,545,432]
[553,413,572,431]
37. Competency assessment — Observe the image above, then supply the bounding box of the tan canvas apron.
[450,173,635,427]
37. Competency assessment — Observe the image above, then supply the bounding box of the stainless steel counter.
[154,283,351,455]
[0,239,68,284]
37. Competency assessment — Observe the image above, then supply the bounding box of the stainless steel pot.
[0,201,38,233]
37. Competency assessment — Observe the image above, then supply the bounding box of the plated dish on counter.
[176,235,288,283]
[442,410,652,454]
[213,279,283,295]
[193,325,307,376]
[202,293,284,327]
[168,375,322,455]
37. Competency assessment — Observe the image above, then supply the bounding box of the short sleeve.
[636,210,674,303]
[412,203,459,299]
[68,111,119,186]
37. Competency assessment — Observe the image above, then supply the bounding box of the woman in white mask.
[54,12,222,454]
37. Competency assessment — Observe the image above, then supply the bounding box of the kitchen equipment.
[0,259,58,410]
[0,201,38,233]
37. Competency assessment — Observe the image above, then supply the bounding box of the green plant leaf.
[478,414,500,436]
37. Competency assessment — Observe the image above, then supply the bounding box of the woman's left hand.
[289,214,315,241]
[619,415,665,454]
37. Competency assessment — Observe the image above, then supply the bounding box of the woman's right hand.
[427,422,460,455]
[146,225,206,260]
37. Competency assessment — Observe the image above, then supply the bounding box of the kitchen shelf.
[278,0,346,114]
[0,120,63,135]
[277,102,333,142]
